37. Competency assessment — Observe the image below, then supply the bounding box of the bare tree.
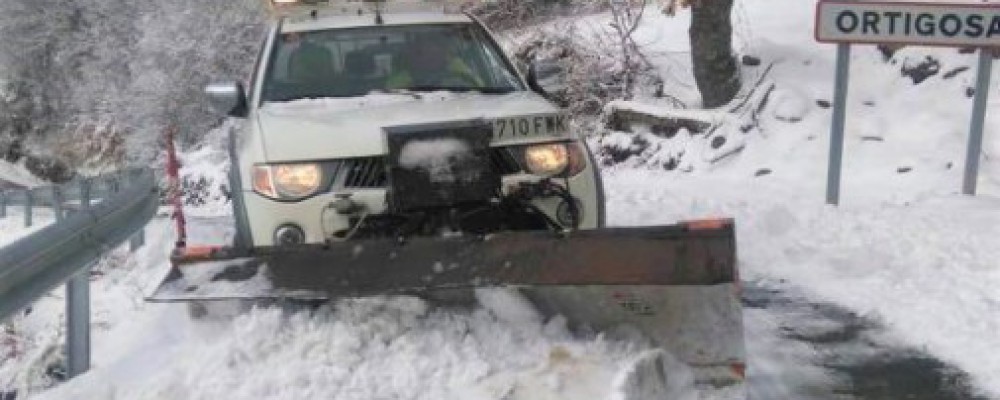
[607,0,647,100]
[0,0,265,172]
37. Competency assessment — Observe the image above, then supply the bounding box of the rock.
[2,141,23,163]
[860,136,884,142]
[966,87,975,98]
[942,66,970,80]
[606,105,712,135]
[900,56,940,84]
[877,44,900,61]
[710,136,727,150]
[755,168,772,177]
[650,124,680,139]
[958,47,977,54]
[816,99,831,109]
[897,167,913,174]
[663,157,679,171]
[863,100,876,107]
[741,55,762,67]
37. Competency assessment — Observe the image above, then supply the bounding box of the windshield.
[261,23,524,102]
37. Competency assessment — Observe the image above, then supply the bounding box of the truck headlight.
[524,143,569,177]
[253,163,323,200]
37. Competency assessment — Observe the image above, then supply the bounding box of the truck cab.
[207,0,605,248]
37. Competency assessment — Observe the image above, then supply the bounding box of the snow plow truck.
[149,0,746,393]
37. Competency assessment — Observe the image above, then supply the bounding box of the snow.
[175,138,233,218]
[399,137,472,169]
[605,100,723,124]
[26,227,651,400]
[610,350,698,400]
[0,160,45,189]
[398,137,477,183]
[607,172,1000,397]
[769,87,810,123]
[263,91,460,116]
[5,0,1000,398]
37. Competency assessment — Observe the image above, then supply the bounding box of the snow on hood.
[256,91,561,162]
[263,91,461,115]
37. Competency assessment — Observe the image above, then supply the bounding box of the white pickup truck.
[206,0,604,249]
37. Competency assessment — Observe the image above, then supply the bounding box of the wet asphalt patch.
[742,283,989,400]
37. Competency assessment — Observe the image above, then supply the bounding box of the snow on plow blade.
[148,220,745,387]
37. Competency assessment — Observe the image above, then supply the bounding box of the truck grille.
[334,147,521,189]
[341,157,387,188]
[489,147,523,176]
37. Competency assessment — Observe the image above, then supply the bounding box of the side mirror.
[205,82,248,118]
[527,59,567,98]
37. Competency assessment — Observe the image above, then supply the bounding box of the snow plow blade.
[148,220,744,387]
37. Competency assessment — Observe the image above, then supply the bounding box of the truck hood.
[255,91,564,162]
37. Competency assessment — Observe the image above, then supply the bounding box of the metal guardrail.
[0,168,158,378]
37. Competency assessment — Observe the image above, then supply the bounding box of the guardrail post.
[80,179,92,209]
[52,186,64,221]
[63,182,91,378]
[106,176,120,200]
[66,272,91,378]
[24,189,33,227]
[0,167,158,367]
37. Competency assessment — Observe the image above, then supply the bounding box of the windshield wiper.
[371,88,424,99]
[404,86,516,95]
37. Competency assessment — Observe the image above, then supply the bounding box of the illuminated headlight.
[253,163,323,200]
[524,143,569,177]
[523,142,588,178]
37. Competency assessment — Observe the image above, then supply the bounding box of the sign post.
[816,1,999,202]
[827,43,851,205]
[964,51,993,195]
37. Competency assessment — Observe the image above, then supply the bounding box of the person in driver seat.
[386,35,483,89]
[285,32,336,87]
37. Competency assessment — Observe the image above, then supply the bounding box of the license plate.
[492,114,569,141]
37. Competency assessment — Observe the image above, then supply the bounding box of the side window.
[474,33,520,88]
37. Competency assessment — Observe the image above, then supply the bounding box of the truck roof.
[281,11,472,33]
[268,0,476,32]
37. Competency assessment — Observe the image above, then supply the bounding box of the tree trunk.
[689,0,740,108]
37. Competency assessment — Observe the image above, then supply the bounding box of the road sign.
[816,1,1000,47]
[815,1,997,203]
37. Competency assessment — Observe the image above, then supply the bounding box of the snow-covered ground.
[0,159,53,245]
[0,160,45,189]
[3,0,1000,398]
[10,217,674,400]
